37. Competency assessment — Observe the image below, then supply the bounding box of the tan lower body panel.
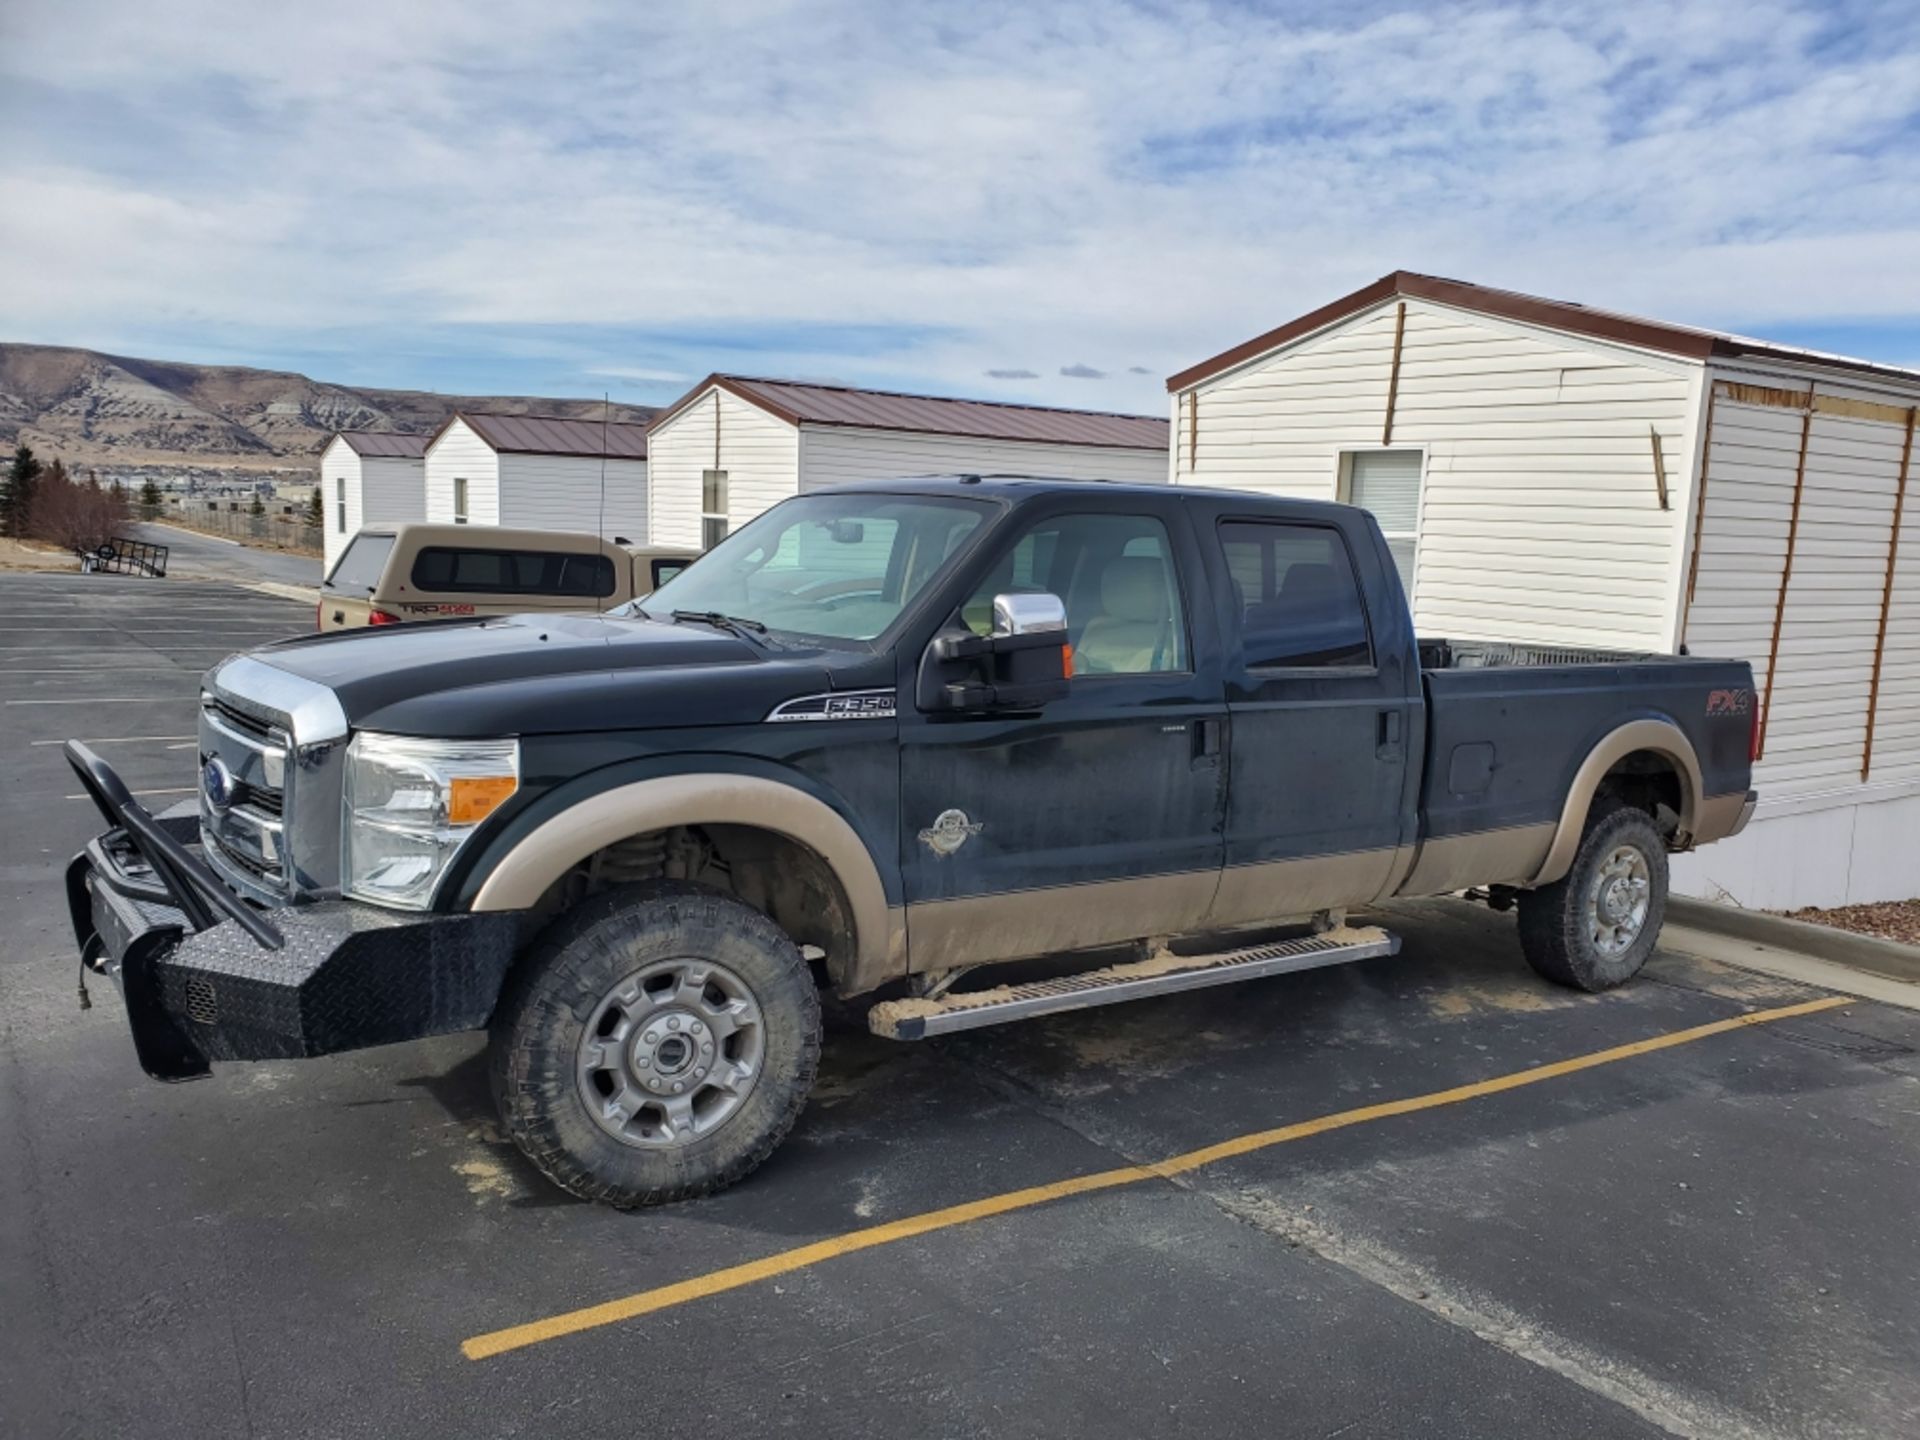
[1204,847,1397,930]
[1395,822,1555,897]
[906,869,1218,974]
[1689,791,1751,847]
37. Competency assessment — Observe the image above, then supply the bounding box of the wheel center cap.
[629,1009,708,1082]
[1601,881,1630,922]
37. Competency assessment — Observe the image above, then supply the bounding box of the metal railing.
[137,502,323,554]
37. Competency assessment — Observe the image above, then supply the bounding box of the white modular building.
[317,431,428,572]
[1167,271,1920,911]
[643,375,1171,551]
[421,413,650,543]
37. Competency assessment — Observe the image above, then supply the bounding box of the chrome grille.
[198,655,349,904]
[199,694,292,901]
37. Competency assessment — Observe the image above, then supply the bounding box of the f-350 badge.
[918,808,983,857]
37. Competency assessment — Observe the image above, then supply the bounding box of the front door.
[898,504,1227,973]
[1202,514,1418,927]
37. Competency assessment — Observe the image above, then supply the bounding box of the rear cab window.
[323,533,397,593]
[1217,521,1373,669]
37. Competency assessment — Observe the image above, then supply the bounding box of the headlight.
[343,733,519,909]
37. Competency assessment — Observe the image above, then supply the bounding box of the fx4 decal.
[1706,688,1753,717]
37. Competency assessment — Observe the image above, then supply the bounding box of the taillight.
[368,609,402,626]
[1750,703,1763,763]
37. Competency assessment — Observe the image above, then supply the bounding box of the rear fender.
[1531,719,1701,886]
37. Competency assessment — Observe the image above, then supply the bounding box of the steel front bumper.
[65,743,520,1082]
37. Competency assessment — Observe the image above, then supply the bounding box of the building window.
[701,469,728,550]
[1341,449,1422,600]
[453,476,469,525]
[334,476,346,534]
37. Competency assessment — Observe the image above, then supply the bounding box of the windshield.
[636,493,991,643]
[323,532,396,593]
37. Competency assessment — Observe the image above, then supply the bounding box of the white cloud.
[1,0,1916,411]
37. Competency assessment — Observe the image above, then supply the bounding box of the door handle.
[1193,717,1222,763]
[1376,709,1403,758]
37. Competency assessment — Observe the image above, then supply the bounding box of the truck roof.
[813,473,1360,520]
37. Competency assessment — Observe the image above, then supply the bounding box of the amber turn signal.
[449,775,517,824]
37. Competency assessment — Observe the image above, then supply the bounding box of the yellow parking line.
[462,993,1850,1361]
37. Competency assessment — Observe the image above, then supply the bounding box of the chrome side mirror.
[920,591,1071,713]
[992,591,1067,638]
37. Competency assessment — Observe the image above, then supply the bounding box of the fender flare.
[1530,719,1702,887]
[469,773,898,984]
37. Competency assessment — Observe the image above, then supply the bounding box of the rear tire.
[489,881,821,1207]
[1517,804,1668,992]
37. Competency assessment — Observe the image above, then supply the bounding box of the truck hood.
[241,612,838,736]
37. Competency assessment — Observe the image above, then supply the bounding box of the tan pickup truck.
[318,523,694,630]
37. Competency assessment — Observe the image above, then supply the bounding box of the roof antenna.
[597,392,611,614]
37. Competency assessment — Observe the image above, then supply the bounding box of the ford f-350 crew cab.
[64,477,1758,1206]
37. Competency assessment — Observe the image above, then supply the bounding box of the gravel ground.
[1783,898,1920,946]
[0,538,77,572]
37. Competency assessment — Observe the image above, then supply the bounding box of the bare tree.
[29,458,129,554]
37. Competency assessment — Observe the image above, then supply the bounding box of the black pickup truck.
[64,477,1757,1206]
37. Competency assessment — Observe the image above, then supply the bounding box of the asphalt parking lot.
[3,571,1918,1440]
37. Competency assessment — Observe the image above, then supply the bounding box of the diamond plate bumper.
[66,749,523,1081]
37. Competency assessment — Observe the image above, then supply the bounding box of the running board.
[868,926,1400,1040]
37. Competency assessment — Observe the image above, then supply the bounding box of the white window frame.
[453,476,469,525]
[1336,445,1427,604]
[334,475,347,534]
[701,469,729,550]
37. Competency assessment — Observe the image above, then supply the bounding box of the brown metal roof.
[331,430,430,458]
[432,412,650,460]
[1168,271,1920,393]
[653,374,1170,450]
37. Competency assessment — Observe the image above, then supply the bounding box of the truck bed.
[1403,636,1756,896]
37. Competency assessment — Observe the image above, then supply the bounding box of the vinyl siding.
[423,419,501,526]
[318,440,361,572]
[358,456,426,530]
[1684,372,1919,801]
[796,426,1167,489]
[646,387,800,548]
[1174,300,1698,650]
[495,455,648,542]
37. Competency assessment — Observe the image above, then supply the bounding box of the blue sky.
[2,0,1918,414]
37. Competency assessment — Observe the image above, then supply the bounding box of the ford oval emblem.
[202,756,237,813]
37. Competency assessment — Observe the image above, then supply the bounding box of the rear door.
[897,495,1229,973]
[1197,507,1421,926]
[318,531,397,629]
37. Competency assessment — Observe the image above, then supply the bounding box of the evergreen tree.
[306,487,325,526]
[249,492,267,517]
[3,444,42,538]
[138,478,163,507]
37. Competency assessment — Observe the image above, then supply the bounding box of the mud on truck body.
[64,477,1758,1206]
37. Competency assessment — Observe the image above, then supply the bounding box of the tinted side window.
[1217,522,1372,669]
[410,547,616,598]
[964,513,1187,674]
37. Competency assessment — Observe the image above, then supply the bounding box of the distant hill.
[0,343,656,482]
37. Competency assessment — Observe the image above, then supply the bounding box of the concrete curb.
[245,581,319,605]
[1668,896,1920,985]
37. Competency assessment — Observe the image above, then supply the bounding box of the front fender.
[449,756,902,992]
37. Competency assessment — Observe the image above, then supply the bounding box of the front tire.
[1517,804,1669,992]
[489,881,822,1207]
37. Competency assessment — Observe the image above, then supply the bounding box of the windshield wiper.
[671,609,769,640]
